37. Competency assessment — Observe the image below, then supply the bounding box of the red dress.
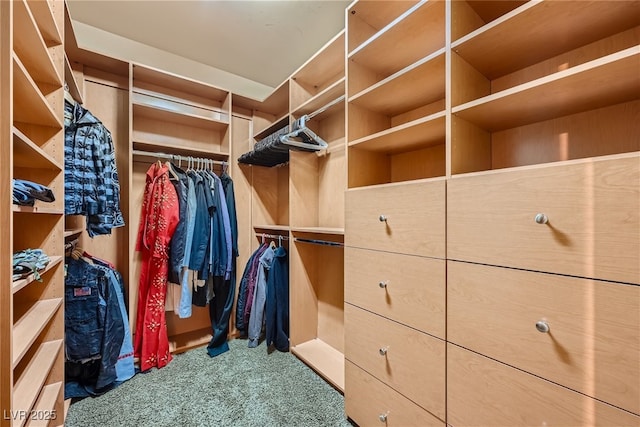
[134,163,179,371]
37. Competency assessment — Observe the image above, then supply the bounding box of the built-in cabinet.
[1,0,66,425]
[344,0,639,426]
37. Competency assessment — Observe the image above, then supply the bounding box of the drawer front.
[448,261,640,414]
[345,247,445,338]
[448,155,640,284]
[345,361,444,427]
[345,304,446,419]
[345,179,445,257]
[448,345,640,427]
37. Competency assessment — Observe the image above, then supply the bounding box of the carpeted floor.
[66,339,352,427]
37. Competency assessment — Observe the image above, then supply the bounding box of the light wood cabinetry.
[1,0,65,425]
[345,0,639,425]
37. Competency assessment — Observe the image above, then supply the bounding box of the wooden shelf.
[64,54,83,104]
[292,78,345,117]
[13,339,62,426]
[292,31,345,88]
[132,140,229,161]
[349,111,446,153]
[253,114,289,140]
[13,55,63,129]
[349,1,445,77]
[12,256,63,294]
[291,227,345,236]
[25,382,62,427]
[63,228,83,238]
[168,328,212,354]
[253,224,290,233]
[12,205,63,215]
[452,1,640,80]
[132,97,229,131]
[291,339,345,392]
[26,0,62,46]
[347,0,420,53]
[133,63,229,102]
[13,298,62,368]
[453,47,640,132]
[13,127,62,170]
[350,49,445,116]
[13,0,61,86]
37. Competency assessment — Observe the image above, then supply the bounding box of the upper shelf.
[349,0,445,77]
[293,79,345,117]
[453,46,640,132]
[13,127,63,170]
[254,114,289,141]
[26,0,62,46]
[13,55,63,129]
[349,111,446,153]
[349,49,445,117]
[452,0,640,80]
[347,0,419,53]
[133,63,229,102]
[132,92,229,131]
[292,31,345,88]
[13,0,61,87]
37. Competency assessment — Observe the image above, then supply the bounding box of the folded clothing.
[13,248,51,281]
[13,178,56,207]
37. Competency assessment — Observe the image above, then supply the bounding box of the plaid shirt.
[65,100,124,237]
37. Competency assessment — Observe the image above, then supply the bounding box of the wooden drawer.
[345,247,445,338]
[345,179,445,258]
[345,361,444,427]
[344,304,445,419]
[447,154,640,284]
[448,345,640,427]
[448,261,640,414]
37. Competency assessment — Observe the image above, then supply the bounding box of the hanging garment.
[265,245,289,352]
[64,256,125,398]
[235,244,265,336]
[206,172,238,358]
[134,162,179,372]
[64,99,124,237]
[242,244,269,335]
[248,246,275,348]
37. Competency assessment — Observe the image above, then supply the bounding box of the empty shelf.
[132,97,228,131]
[291,339,345,392]
[13,127,62,170]
[13,298,63,368]
[13,55,63,129]
[26,0,62,46]
[25,382,62,427]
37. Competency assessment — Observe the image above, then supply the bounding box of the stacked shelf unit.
[130,63,232,353]
[288,31,346,391]
[1,0,66,425]
[344,0,640,426]
[447,1,639,425]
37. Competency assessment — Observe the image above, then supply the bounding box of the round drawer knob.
[379,214,387,222]
[379,280,388,289]
[535,213,549,224]
[378,412,389,423]
[536,320,550,333]
[379,346,389,356]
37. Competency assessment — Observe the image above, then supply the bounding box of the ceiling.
[66,0,351,89]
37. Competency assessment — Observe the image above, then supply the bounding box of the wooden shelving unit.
[2,0,66,424]
[26,382,62,427]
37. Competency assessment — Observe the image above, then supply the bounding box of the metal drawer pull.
[379,214,387,222]
[534,213,548,224]
[536,320,550,333]
[379,280,388,289]
[379,346,389,356]
[378,412,389,423]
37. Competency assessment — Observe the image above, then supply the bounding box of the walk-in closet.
[1,0,638,426]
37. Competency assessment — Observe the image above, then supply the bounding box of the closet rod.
[132,149,228,165]
[256,232,290,240]
[294,237,343,247]
[306,95,345,120]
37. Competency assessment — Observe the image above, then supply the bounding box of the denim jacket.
[65,257,125,391]
[64,100,125,237]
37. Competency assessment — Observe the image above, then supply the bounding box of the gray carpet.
[65,339,352,427]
